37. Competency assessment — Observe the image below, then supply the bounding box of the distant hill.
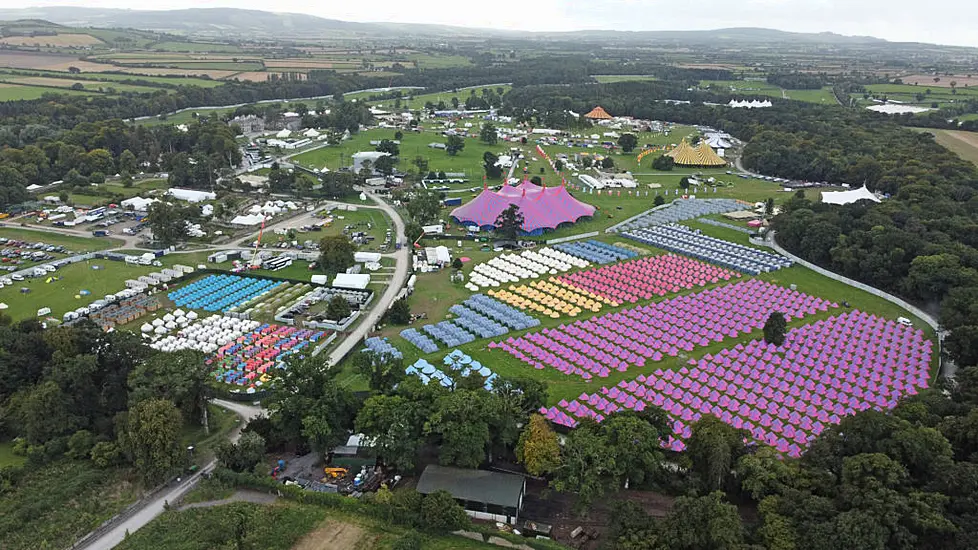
[0,6,896,44]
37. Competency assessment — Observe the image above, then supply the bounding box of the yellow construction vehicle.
[323,467,349,480]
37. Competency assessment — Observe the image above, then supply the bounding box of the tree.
[387,298,412,325]
[686,416,747,491]
[428,391,491,468]
[495,204,524,240]
[147,201,197,247]
[118,149,137,175]
[601,157,615,169]
[445,135,465,156]
[352,350,405,394]
[658,492,745,550]
[67,429,95,460]
[216,431,266,473]
[483,151,503,179]
[653,194,665,206]
[602,413,665,486]
[128,350,210,424]
[946,327,978,369]
[376,139,400,157]
[517,414,561,476]
[651,155,675,171]
[121,398,184,482]
[318,235,355,274]
[89,441,123,468]
[679,177,691,190]
[736,446,796,500]
[421,490,470,532]
[763,312,788,346]
[553,421,615,513]
[479,123,498,145]
[356,394,425,471]
[412,156,429,176]
[617,133,638,153]
[9,381,72,444]
[374,155,397,177]
[265,355,358,452]
[325,295,352,321]
[765,197,776,216]
[452,257,463,271]
[404,189,442,225]
[394,130,404,141]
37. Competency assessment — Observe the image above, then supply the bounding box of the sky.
[18,0,978,47]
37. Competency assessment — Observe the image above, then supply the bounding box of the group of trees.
[0,320,214,483]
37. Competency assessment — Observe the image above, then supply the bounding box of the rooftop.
[416,465,524,508]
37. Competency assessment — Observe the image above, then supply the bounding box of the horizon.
[8,1,978,48]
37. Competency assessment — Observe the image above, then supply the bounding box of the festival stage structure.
[666,139,726,167]
[451,181,596,236]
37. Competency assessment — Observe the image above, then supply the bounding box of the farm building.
[416,465,526,524]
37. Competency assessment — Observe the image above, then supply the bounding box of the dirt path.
[177,489,277,511]
[291,519,367,550]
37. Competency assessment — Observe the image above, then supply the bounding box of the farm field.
[700,79,783,98]
[0,33,105,47]
[0,75,164,94]
[783,87,838,104]
[919,129,978,165]
[0,82,94,100]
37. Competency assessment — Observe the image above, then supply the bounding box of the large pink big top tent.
[451,181,596,235]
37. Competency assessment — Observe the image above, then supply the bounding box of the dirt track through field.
[291,519,366,550]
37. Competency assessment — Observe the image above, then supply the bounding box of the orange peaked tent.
[584,106,613,120]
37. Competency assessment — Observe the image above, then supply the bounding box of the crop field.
[152,41,245,53]
[900,74,978,88]
[0,33,105,47]
[0,52,114,72]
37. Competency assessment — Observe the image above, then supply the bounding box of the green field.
[0,76,165,95]
[0,69,226,88]
[0,259,154,322]
[0,441,25,467]
[783,87,838,104]
[700,79,783,98]
[0,460,141,550]
[0,227,122,251]
[593,75,658,83]
[152,41,245,53]
[0,83,94,101]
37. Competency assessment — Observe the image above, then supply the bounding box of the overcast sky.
[20,0,978,47]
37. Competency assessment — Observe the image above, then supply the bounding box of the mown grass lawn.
[0,226,123,251]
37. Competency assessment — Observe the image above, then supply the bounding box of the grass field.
[0,69,226,88]
[115,500,507,550]
[0,33,104,47]
[0,258,154,322]
[0,460,140,550]
[0,82,94,100]
[0,227,122,251]
[593,75,658,83]
[0,441,25,467]
[783,87,838,104]
[701,79,783,98]
[917,129,978,165]
[0,76,164,94]
[152,41,245,53]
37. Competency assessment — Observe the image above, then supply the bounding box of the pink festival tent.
[451,181,596,235]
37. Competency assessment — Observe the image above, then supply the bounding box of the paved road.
[325,190,409,368]
[74,400,263,550]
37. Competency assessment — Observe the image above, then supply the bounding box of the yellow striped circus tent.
[693,142,726,166]
[666,139,700,165]
[666,139,727,167]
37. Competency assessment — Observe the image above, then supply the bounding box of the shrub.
[67,430,95,460]
[90,441,123,468]
[421,490,469,533]
[393,531,424,550]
